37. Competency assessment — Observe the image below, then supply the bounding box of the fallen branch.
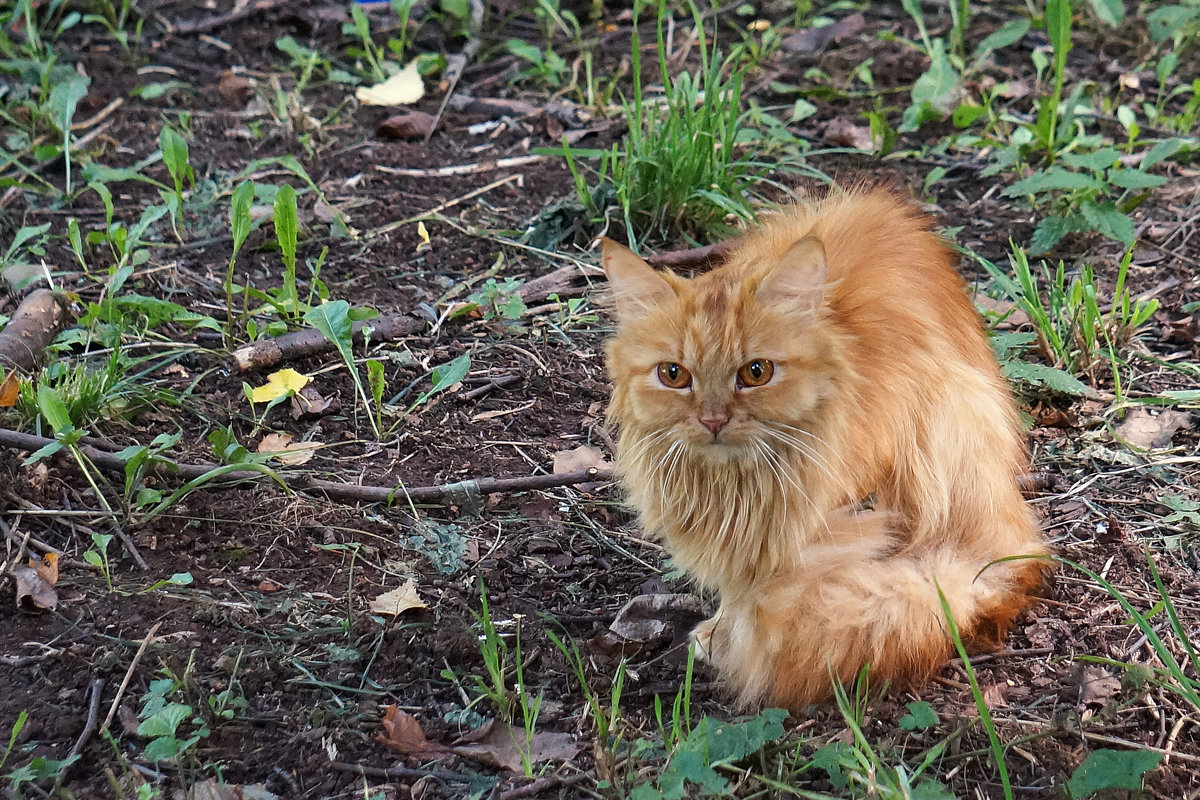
[0,427,613,507]
[646,238,739,270]
[50,677,105,795]
[0,289,73,374]
[230,312,425,373]
[172,0,289,34]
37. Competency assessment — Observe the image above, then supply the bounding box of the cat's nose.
[699,415,728,436]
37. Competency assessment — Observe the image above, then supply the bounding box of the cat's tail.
[702,510,1047,708]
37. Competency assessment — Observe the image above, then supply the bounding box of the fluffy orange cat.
[602,187,1049,708]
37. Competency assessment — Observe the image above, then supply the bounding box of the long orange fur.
[602,187,1049,708]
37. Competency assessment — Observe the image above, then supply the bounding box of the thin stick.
[328,760,472,783]
[375,154,548,179]
[0,427,613,506]
[50,677,105,795]
[372,174,521,236]
[103,622,163,731]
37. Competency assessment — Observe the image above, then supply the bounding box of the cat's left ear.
[756,234,828,316]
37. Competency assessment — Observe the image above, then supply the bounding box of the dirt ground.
[2,1,1200,798]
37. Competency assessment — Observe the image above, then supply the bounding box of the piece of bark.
[0,289,73,374]
[230,312,424,372]
[516,265,593,305]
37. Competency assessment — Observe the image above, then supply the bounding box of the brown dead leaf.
[974,295,1031,330]
[377,110,438,140]
[369,579,427,617]
[0,370,18,407]
[177,778,279,800]
[591,593,705,657]
[1068,665,1122,708]
[981,681,1007,709]
[217,71,254,107]
[13,565,57,611]
[377,705,447,755]
[823,118,874,150]
[453,721,579,772]
[781,13,866,54]
[1115,408,1193,450]
[257,433,320,465]
[291,384,336,419]
[1161,312,1200,345]
[552,444,610,475]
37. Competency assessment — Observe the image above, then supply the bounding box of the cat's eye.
[657,362,693,389]
[737,359,775,388]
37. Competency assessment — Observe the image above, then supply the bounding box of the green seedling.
[83,531,115,591]
[0,222,50,290]
[407,353,471,415]
[225,179,255,338]
[137,678,208,764]
[275,183,300,317]
[367,359,386,435]
[305,299,382,438]
[158,125,194,241]
[0,712,27,773]
[471,579,513,719]
[467,277,527,322]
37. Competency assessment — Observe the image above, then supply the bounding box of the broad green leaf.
[37,385,72,434]
[1079,199,1134,245]
[46,74,90,191]
[274,183,298,276]
[141,736,183,763]
[415,353,471,406]
[1143,139,1182,169]
[1045,0,1073,79]
[304,300,354,363]
[158,126,193,192]
[1066,748,1162,797]
[1003,358,1094,396]
[973,19,1029,60]
[1030,214,1076,254]
[900,700,940,730]
[1085,0,1124,26]
[1148,5,1200,42]
[137,703,192,739]
[1106,170,1168,191]
[1060,147,1121,172]
[1004,168,1103,196]
[230,179,255,254]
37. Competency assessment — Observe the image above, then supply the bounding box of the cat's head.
[602,236,846,461]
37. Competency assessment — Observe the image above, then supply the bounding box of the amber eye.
[656,362,693,389]
[737,359,775,388]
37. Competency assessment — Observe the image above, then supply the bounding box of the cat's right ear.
[601,238,674,321]
[756,234,828,317]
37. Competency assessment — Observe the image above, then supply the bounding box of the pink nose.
[700,415,727,436]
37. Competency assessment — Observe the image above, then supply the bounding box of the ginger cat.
[602,187,1049,708]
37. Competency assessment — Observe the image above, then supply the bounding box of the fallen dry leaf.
[974,295,1031,330]
[13,565,57,611]
[1114,408,1193,450]
[355,60,424,106]
[823,118,874,150]
[377,110,437,140]
[290,384,335,419]
[217,71,253,107]
[453,721,579,772]
[178,778,279,800]
[0,370,18,407]
[377,705,447,755]
[369,578,427,617]
[1068,665,1122,708]
[257,433,320,466]
[781,13,866,54]
[591,593,705,657]
[552,444,610,475]
[417,220,432,253]
[34,552,58,585]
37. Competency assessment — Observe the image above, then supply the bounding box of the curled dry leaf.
[781,13,866,54]
[377,110,438,140]
[453,721,579,772]
[178,778,279,800]
[591,593,705,657]
[369,578,427,617]
[1114,408,1193,451]
[355,60,424,106]
[217,71,254,107]
[290,384,335,419]
[377,705,448,755]
[552,444,610,475]
[13,565,57,611]
[1068,665,1122,708]
[0,369,18,407]
[823,118,874,150]
[256,433,320,466]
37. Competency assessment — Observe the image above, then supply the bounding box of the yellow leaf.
[369,579,427,617]
[250,369,311,404]
[355,60,425,106]
[416,220,431,253]
[0,370,18,407]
